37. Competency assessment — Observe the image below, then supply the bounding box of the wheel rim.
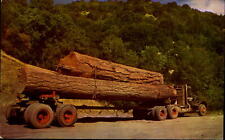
[64,111,75,123]
[160,110,165,117]
[37,110,50,125]
[200,105,206,113]
[172,108,178,116]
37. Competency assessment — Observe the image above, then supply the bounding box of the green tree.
[100,35,126,60]
[139,46,167,72]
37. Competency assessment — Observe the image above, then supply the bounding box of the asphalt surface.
[0,114,223,139]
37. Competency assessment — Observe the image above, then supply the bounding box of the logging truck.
[2,51,207,129]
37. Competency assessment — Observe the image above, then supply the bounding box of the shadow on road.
[76,113,206,123]
[77,117,135,123]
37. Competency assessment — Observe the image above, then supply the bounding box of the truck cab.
[175,84,207,116]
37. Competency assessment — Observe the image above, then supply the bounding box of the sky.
[53,0,224,15]
[151,0,224,15]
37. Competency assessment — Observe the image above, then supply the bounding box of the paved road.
[0,115,223,139]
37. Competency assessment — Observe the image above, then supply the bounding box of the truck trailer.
[2,51,207,129]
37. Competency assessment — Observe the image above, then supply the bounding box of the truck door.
[175,85,188,107]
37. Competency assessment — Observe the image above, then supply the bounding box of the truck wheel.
[24,103,40,123]
[198,104,207,116]
[167,105,179,119]
[5,105,19,124]
[56,104,77,127]
[28,103,54,129]
[154,106,167,121]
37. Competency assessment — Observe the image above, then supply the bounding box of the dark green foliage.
[30,0,54,10]
[139,45,167,72]
[1,0,224,110]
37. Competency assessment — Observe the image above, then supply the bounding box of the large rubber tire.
[167,105,179,119]
[198,104,207,116]
[55,104,77,127]
[28,103,54,129]
[5,105,19,124]
[154,106,167,121]
[24,103,40,124]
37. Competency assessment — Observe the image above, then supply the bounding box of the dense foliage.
[1,0,224,110]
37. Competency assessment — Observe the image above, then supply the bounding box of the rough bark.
[23,64,176,102]
[57,52,164,85]
[1,51,176,102]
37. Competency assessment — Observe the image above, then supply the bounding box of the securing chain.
[92,66,98,99]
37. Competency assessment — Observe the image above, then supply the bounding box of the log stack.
[1,51,177,102]
[24,64,176,101]
[57,52,164,85]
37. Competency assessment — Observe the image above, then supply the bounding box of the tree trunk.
[24,64,176,102]
[57,52,164,85]
[1,51,176,102]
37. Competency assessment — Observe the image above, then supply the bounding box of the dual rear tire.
[55,104,78,127]
[24,103,77,129]
[154,106,168,121]
[166,105,179,119]
[133,105,179,121]
[24,103,54,129]
[153,105,179,120]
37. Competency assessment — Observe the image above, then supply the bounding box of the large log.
[24,65,175,102]
[1,51,176,102]
[57,52,164,85]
